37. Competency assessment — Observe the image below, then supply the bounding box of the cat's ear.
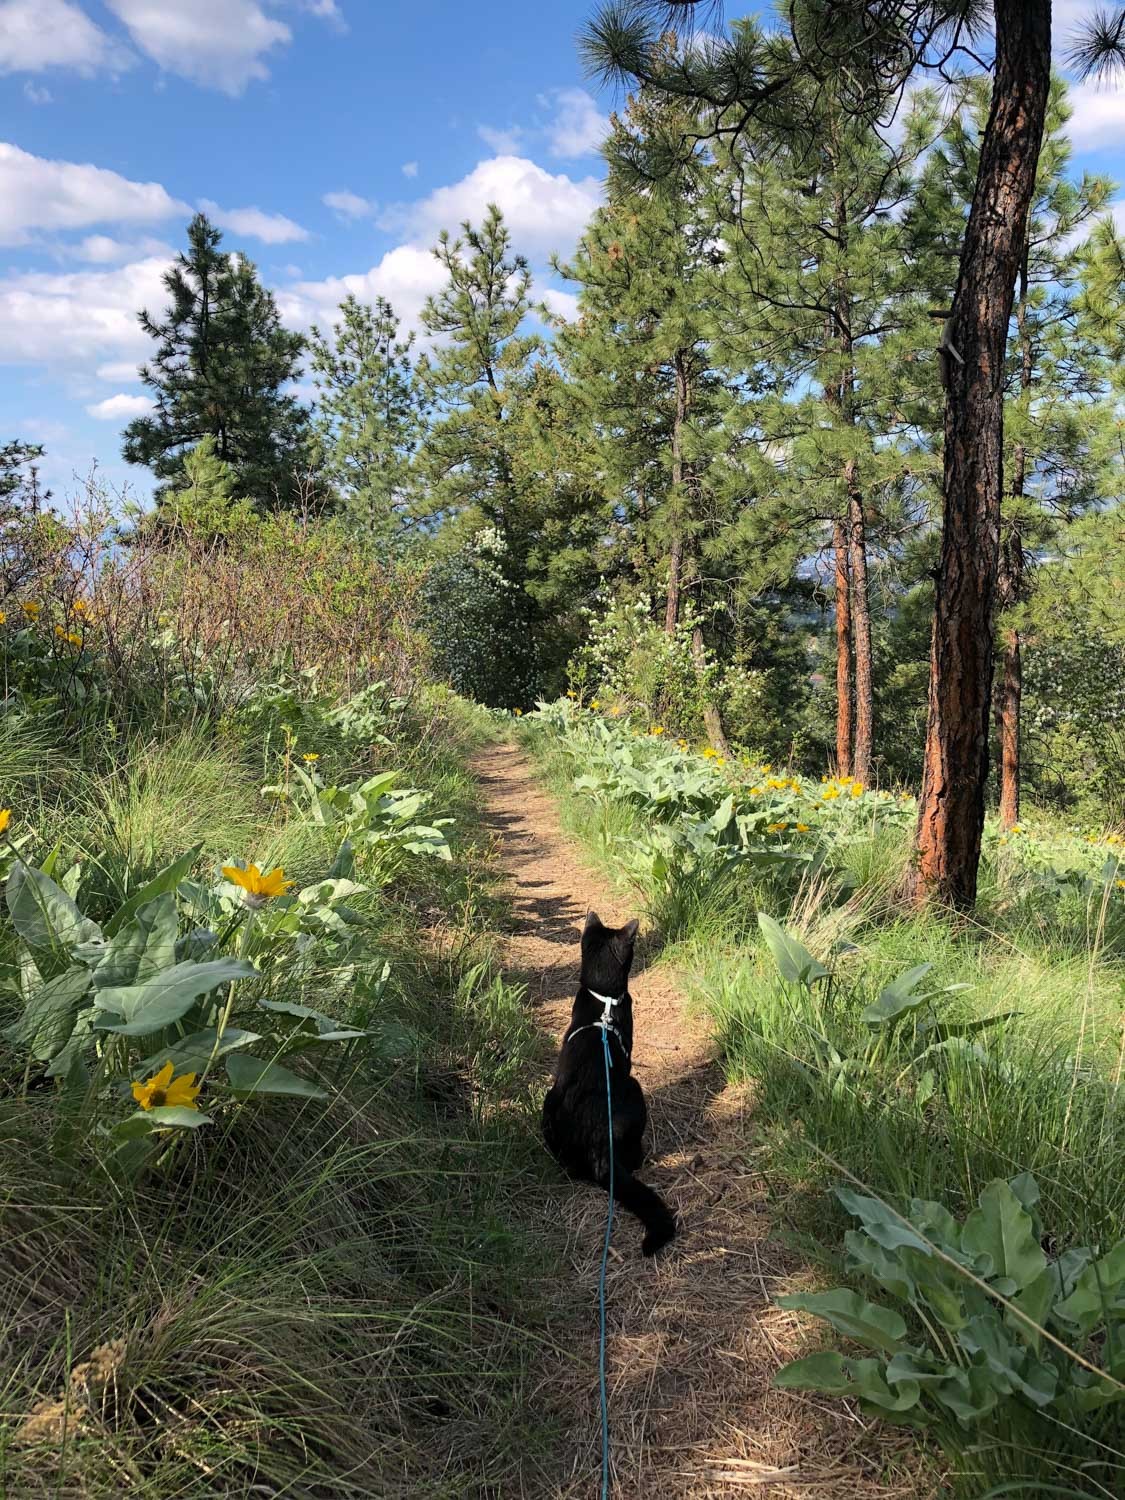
[583,910,603,935]
[612,917,640,960]
[619,918,640,944]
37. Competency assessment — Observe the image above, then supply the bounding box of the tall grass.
[0,696,571,1496]
[523,719,1125,1496]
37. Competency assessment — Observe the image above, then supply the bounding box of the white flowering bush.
[423,528,543,708]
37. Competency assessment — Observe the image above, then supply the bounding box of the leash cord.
[598,1024,613,1499]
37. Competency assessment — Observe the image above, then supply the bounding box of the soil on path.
[474,742,921,1500]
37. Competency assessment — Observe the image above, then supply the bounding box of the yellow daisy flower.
[590,699,601,710]
[767,822,788,833]
[132,1061,201,1111]
[221,863,295,906]
[302,752,320,763]
[21,601,39,618]
[850,783,864,798]
[513,707,523,716]
[796,823,810,833]
[0,808,11,836]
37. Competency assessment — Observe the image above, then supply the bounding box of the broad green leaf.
[103,846,201,937]
[143,1105,211,1128]
[776,1289,908,1354]
[94,958,258,1036]
[4,967,91,1061]
[226,1055,327,1098]
[137,1027,262,1074]
[961,1312,1057,1406]
[844,1230,916,1303]
[1053,1242,1125,1335]
[114,1106,211,1138]
[835,1186,932,1255]
[757,912,829,985]
[775,1351,921,1414]
[94,894,178,989]
[861,963,934,1027]
[6,862,102,973]
[961,1180,1047,1292]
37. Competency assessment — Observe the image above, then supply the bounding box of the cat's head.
[580,910,639,995]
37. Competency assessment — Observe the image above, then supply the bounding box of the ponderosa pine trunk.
[909,0,1051,909]
[845,461,874,786]
[834,518,854,779]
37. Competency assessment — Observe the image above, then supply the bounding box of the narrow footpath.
[475,741,920,1500]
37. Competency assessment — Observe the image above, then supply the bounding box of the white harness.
[566,989,628,1057]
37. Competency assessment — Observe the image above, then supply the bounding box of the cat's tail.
[599,1165,676,1256]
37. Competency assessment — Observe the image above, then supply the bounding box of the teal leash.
[598,1023,614,1499]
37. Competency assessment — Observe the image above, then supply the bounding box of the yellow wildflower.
[1011,823,1022,834]
[221,863,295,906]
[702,747,718,759]
[131,1060,201,1112]
[610,705,621,716]
[67,631,82,647]
[0,610,5,625]
[590,699,601,710]
[513,707,523,716]
[650,725,665,736]
[21,601,39,618]
[54,624,66,638]
[1117,880,1125,891]
[767,822,788,833]
[71,599,89,615]
[850,783,864,798]
[566,690,576,699]
[716,757,726,767]
[677,739,688,750]
[796,823,810,833]
[302,752,320,763]
[823,787,841,800]
[0,808,11,836]
[761,763,772,774]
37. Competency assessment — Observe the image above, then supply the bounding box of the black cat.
[541,911,676,1256]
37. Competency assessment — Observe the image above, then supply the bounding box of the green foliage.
[123,213,309,507]
[308,293,423,543]
[777,1174,1125,1429]
[158,435,258,538]
[423,527,544,708]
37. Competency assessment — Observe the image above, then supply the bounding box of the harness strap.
[566,989,628,1058]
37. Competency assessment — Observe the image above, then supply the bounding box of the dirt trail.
[475,742,918,1500]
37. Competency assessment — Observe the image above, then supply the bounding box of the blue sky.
[2,0,1123,505]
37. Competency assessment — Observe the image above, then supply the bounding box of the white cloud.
[96,359,143,382]
[0,0,132,76]
[67,232,174,263]
[0,142,188,247]
[87,392,153,420]
[323,189,376,221]
[197,198,309,244]
[24,80,52,103]
[104,0,290,94]
[401,161,418,179]
[541,287,579,323]
[0,255,170,367]
[277,243,448,338]
[541,87,607,159]
[1063,78,1125,149]
[378,154,602,263]
[478,124,525,155]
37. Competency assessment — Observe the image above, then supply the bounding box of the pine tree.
[555,80,737,750]
[712,59,941,785]
[308,294,423,545]
[123,213,309,508]
[582,0,1124,906]
[416,206,543,548]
